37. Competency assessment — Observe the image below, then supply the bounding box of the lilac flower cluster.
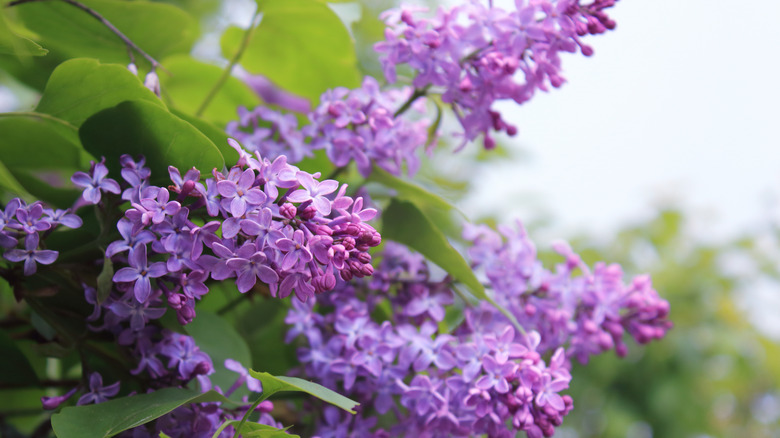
[41,280,282,438]
[375,0,621,148]
[463,221,672,364]
[287,242,578,438]
[0,198,81,275]
[227,76,432,177]
[74,140,381,326]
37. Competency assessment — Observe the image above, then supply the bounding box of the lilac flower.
[43,208,82,229]
[224,359,263,393]
[41,387,77,410]
[77,372,120,405]
[11,203,51,235]
[3,233,58,275]
[106,219,156,258]
[286,172,339,216]
[71,158,121,204]
[397,375,445,416]
[273,229,313,271]
[226,243,279,293]
[534,373,570,411]
[112,245,167,303]
[159,332,213,381]
[217,168,266,217]
[108,294,167,331]
[375,0,620,147]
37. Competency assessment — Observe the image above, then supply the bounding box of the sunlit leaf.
[249,370,359,414]
[51,388,231,438]
[222,0,361,102]
[36,58,163,127]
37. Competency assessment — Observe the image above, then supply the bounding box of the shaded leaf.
[171,108,238,166]
[51,388,231,438]
[249,370,358,414]
[0,112,88,206]
[0,329,39,387]
[185,311,252,400]
[96,256,113,304]
[36,58,164,127]
[222,0,361,102]
[79,100,225,185]
[381,199,523,331]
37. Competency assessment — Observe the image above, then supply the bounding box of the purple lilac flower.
[3,233,58,275]
[77,372,120,405]
[227,76,431,177]
[112,244,168,303]
[375,0,621,148]
[71,158,121,204]
[286,224,669,437]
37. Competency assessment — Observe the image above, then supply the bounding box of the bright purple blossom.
[71,158,121,204]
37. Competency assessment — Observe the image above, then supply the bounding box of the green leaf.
[79,100,225,185]
[211,420,297,438]
[51,388,231,438]
[159,55,260,125]
[222,0,361,102]
[0,111,89,206]
[170,109,238,166]
[368,166,461,216]
[249,370,359,414]
[185,311,252,399]
[15,0,198,68]
[0,329,40,387]
[0,10,47,57]
[381,199,524,332]
[36,58,164,127]
[96,256,114,304]
[0,159,34,200]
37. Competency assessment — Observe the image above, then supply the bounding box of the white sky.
[462,0,780,243]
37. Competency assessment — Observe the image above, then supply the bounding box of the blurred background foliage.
[1,0,778,437]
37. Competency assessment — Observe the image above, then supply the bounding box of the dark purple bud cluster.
[374,0,622,148]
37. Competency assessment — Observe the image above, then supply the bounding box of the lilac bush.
[0,0,674,437]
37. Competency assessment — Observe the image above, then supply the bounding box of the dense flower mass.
[286,230,670,437]
[375,0,621,148]
[227,76,432,177]
[33,140,383,436]
[92,140,381,325]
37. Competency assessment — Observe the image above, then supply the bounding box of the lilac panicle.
[227,76,431,177]
[286,222,670,437]
[375,0,621,148]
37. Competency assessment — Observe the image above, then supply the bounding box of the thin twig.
[393,84,430,118]
[196,8,262,117]
[5,0,167,73]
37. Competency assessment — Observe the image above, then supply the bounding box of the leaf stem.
[232,390,276,438]
[196,8,262,117]
[5,0,168,73]
[393,84,430,118]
